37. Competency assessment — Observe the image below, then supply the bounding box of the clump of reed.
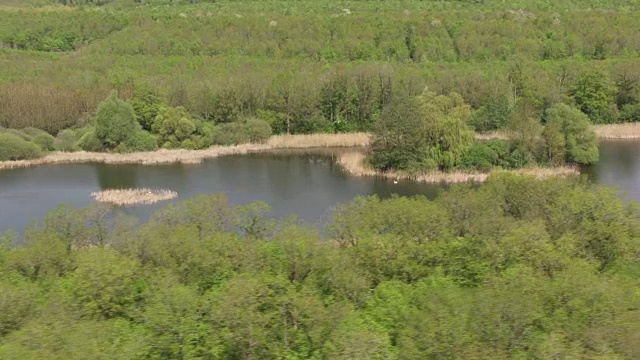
[266,132,370,148]
[337,151,579,184]
[91,188,177,206]
[594,123,640,139]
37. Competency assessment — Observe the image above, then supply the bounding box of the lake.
[0,141,637,232]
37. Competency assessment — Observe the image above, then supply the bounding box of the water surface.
[0,141,637,232]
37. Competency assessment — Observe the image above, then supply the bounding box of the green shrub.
[152,106,212,149]
[95,94,141,150]
[459,140,517,171]
[459,142,499,172]
[0,133,43,161]
[19,128,56,152]
[294,113,334,134]
[618,103,640,122]
[123,130,159,152]
[76,129,104,152]
[244,118,272,143]
[54,129,79,152]
[211,122,250,146]
[2,128,32,142]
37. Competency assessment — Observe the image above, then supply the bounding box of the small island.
[91,188,178,206]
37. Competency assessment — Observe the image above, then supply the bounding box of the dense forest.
[0,174,639,359]
[1,1,640,359]
[1,0,640,139]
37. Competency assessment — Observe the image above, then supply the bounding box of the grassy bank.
[337,151,579,184]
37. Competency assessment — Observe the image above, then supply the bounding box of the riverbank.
[0,127,629,181]
[0,132,370,171]
[337,151,579,183]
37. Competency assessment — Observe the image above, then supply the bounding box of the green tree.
[570,71,616,123]
[94,94,141,150]
[370,90,473,171]
[544,103,599,165]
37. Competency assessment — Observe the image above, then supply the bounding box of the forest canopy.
[0,174,638,359]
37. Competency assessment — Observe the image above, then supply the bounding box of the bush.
[618,103,640,122]
[123,130,158,152]
[21,128,56,151]
[95,94,141,150]
[152,106,213,149]
[459,140,518,171]
[544,104,599,165]
[244,118,272,143]
[0,133,43,161]
[54,129,79,152]
[293,113,334,134]
[211,122,250,146]
[459,142,499,172]
[77,129,104,152]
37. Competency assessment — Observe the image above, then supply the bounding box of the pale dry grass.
[267,132,370,148]
[91,188,177,206]
[337,151,578,184]
[474,131,509,140]
[0,133,370,171]
[594,123,640,139]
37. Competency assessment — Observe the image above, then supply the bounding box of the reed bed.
[594,123,640,139]
[337,151,579,184]
[91,188,177,206]
[266,132,370,148]
[0,133,373,171]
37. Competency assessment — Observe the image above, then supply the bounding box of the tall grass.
[594,123,640,139]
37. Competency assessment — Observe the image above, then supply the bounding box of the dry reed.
[337,151,578,184]
[91,188,177,206]
[266,132,370,148]
[594,123,640,139]
[0,133,369,171]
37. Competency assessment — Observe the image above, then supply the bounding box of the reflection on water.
[0,141,638,233]
[0,148,440,232]
[581,140,640,201]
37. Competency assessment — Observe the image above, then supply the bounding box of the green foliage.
[152,105,212,149]
[123,130,158,152]
[0,175,638,358]
[94,94,141,150]
[69,247,144,320]
[244,117,272,144]
[570,70,617,123]
[211,118,272,146]
[130,84,164,131]
[468,94,513,132]
[22,128,55,151]
[76,128,104,152]
[459,139,518,171]
[0,132,43,161]
[54,129,79,152]
[370,90,473,171]
[543,103,599,165]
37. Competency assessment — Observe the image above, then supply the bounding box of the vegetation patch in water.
[91,188,177,206]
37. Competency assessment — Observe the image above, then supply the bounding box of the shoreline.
[0,126,633,182]
[336,151,579,184]
[0,133,370,171]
